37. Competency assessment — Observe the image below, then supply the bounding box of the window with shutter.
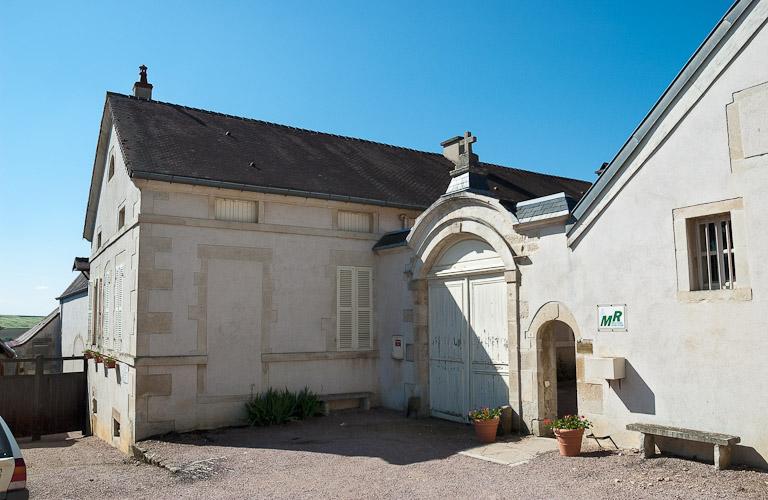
[215,198,258,223]
[338,211,372,232]
[356,268,372,349]
[103,271,111,350]
[114,265,125,352]
[87,282,93,344]
[336,266,373,350]
[337,267,354,350]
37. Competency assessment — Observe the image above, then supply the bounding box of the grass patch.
[0,315,44,329]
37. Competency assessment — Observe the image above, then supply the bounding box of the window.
[118,207,125,230]
[691,214,736,291]
[87,281,93,343]
[113,265,124,352]
[673,199,750,301]
[113,417,120,437]
[102,271,111,350]
[215,198,257,223]
[108,155,115,180]
[96,231,102,249]
[337,266,373,350]
[338,211,372,232]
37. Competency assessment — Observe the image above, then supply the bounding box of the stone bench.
[319,392,372,415]
[626,423,740,470]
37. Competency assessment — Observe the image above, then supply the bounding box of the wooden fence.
[0,356,89,439]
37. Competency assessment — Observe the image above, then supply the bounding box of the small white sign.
[597,304,627,332]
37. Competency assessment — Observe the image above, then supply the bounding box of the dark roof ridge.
[106,91,590,184]
[106,91,444,157]
[481,161,591,185]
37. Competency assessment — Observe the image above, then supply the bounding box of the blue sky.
[0,0,732,315]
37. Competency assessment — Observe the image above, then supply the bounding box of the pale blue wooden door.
[468,275,510,412]
[428,279,468,422]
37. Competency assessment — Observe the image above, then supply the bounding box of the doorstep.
[459,436,557,466]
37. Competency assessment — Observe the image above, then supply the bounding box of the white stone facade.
[83,0,768,468]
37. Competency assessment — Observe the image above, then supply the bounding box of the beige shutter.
[338,211,372,232]
[103,271,111,350]
[337,266,373,351]
[87,282,93,345]
[337,266,354,350]
[215,198,257,223]
[356,267,373,349]
[114,265,125,352]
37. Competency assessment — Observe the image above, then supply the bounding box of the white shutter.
[337,267,354,350]
[215,198,257,223]
[87,282,93,344]
[338,211,372,232]
[103,271,111,350]
[114,265,125,352]
[337,266,373,351]
[356,267,373,349]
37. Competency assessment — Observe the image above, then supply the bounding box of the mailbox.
[585,356,626,381]
[392,335,404,360]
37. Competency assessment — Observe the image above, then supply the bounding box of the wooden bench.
[319,392,372,415]
[627,423,740,470]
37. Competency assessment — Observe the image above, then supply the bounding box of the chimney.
[441,131,489,195]
[132,65,153,100]
[595,161,609,176]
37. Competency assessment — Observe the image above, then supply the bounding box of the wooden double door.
[428,274,510,422]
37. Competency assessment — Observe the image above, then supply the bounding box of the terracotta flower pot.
[104,359,117,369]
[472,417,500,444]
[94,355,103,363]
[83,352,93,360]
[554,428,584,456]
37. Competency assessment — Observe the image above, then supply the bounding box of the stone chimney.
[441,131,489,195]
[441,131,479,172]
[132,65,153,100]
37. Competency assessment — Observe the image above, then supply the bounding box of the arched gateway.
[407,192,523,426]
[426,238,509,421]
[403,132,590,433]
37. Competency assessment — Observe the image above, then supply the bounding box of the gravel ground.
[23,409,768,499]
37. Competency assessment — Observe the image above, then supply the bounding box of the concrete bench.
[626,423,740,470]
[319,392,372,415]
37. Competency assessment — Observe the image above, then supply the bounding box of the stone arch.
[408,192,521,280]
[405,192,523,425]
[522,301,587,436]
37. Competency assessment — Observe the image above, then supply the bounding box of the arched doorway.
[537,320,578,430]
[427,238,510,422]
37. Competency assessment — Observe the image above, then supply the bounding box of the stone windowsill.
[677,288,752,303]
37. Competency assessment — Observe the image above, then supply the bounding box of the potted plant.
[83,349,95,360]
[544,415,592,456]
[468,407,502,444]
[103,356,117,369]
[94,351,103,363]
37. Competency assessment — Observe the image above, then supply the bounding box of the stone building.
[82,0,768,468]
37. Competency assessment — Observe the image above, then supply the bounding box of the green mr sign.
[597,305,627,332]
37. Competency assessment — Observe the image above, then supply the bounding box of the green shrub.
[295,387,322,419]
[245,387,321,426]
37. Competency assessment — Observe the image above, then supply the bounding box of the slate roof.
[372,229,411,251]
[515,193,577,222]
[57,273,89,301]
[104,92,591,212]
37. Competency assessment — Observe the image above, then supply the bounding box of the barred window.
[691,214,736,291]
